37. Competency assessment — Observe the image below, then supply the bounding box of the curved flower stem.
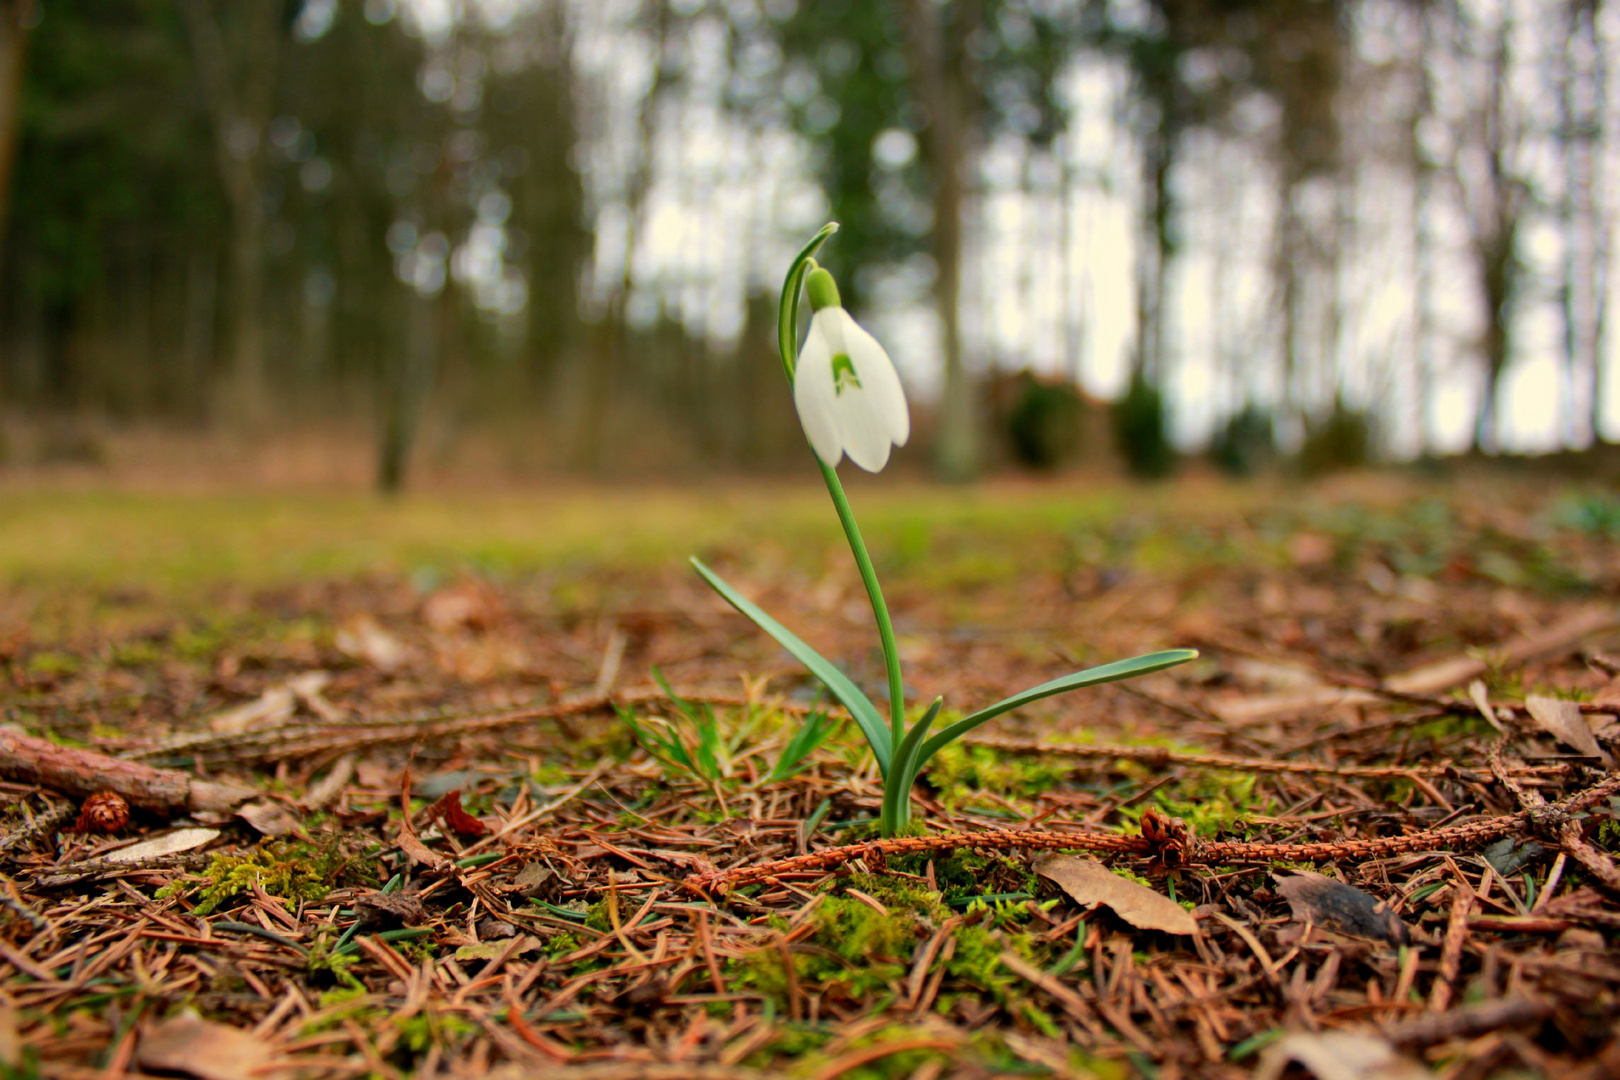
[817,459,907,749]
[777,222,908,752]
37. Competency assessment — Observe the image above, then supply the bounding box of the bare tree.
[571,0,666,472]
[901,0,979,480]
[179,0,284,424]
[1555,0,1608,445]
[1441,1,1528,452]
[1410,2,1439,457]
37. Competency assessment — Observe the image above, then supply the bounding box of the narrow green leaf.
[914,649,1199,769]
[881,697,942,834]
[690,557,891,771]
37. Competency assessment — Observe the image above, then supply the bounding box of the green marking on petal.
[831,353,862,396]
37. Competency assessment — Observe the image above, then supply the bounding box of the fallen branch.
[688,774,1620,892]
[0,729,255,814]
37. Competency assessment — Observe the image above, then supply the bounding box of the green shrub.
[1006,372,1083,470]
[1298,399,1371,476]
[1210,405,1275,477]
[1112,370,1174,479]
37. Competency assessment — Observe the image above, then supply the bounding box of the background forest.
[0,0,1614,489]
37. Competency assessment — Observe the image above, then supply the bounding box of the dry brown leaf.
[397,824,449,869]
[1466,680,1507,734]
[207,686,295,734]
[1525,694,1612,765]
[301,752,356,810]
[1275,871,1412,946]
[422,580,504,632]
[352,890,427,925]
[137,1009,274,1080]
[1255,1030,1429,1080]
[336,615,406,671]
[1032,854,1197,935]
[286,671,343,721]
[427,789,489,837]
[236,800,301,837]
[1231,657,1325,691]
[102,827,220,864]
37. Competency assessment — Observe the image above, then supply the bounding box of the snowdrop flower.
[793,267,910,471]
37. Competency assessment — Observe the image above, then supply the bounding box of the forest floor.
[3,469,1620,1079]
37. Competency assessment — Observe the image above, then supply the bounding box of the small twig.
[1382,996,1552,1048]
[1488,736,1544,812]
[690,775,1620,891]
[1558,819,1620,897]
[1428,873,1473,1013]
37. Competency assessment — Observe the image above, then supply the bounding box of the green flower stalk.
[691,222,1198,835]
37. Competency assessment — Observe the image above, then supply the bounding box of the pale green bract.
[692,222,1198,835]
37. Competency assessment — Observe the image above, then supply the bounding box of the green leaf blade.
[915,649,1199,767]
[690,556,892,772]
[880,697,943,835]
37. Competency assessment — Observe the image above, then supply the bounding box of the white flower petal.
[793,316,844,467]
[793,307,909,473]
[841,315,909,448]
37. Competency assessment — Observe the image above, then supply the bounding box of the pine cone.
[75,791,130,834]
[1140,807,1190,868]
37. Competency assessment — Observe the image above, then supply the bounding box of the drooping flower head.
[792,266,910,472]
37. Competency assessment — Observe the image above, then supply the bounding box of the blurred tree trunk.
[0,0,31,267]
[1556,0,1606,446]
[902,0,978,481]
[1411,6,1437,457]
[377,291,439,494]
[1136,129,1172,388]
[179,0,282,426]
[1460,11,1523,453]
[575,0,665,472]
[1589,0,1610,442]
[512,0,588,400]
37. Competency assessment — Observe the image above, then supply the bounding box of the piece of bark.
[0,729,255,814]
